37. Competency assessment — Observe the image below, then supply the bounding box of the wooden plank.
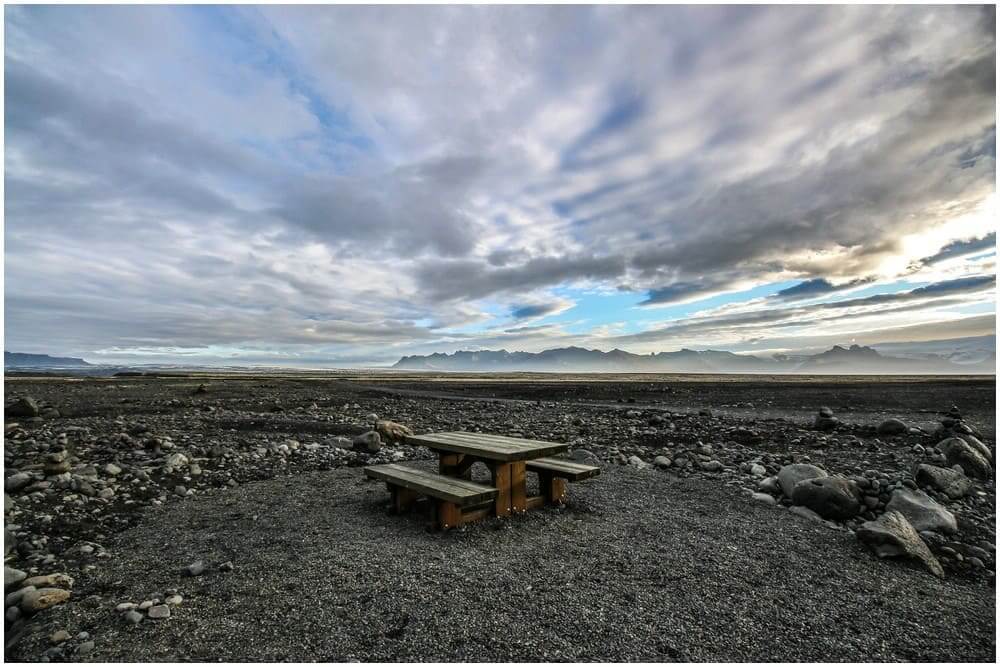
[491,462,512,516]
[461,506,493,524]
[525,495,545,510]
[411,432,569,461]
[438,453,471,480]
[364,464,497,505]
[511,461,527,513]
[392,487,419,514]
[526,457,601,481]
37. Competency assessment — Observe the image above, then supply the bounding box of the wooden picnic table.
[405,431,569,516]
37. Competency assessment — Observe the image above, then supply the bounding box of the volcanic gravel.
[4,375,996,661]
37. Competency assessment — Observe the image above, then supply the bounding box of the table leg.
[511,461,527,513]
[439,452,471,480]
[491,462,512,516]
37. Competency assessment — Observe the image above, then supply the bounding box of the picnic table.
[364,431,600,530]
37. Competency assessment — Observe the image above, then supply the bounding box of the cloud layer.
[3,5,995,365]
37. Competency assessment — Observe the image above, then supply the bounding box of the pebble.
[186,560,206,576]
[116,602,137,612]
[124,610,144,624]
[219,561,234,572]
[49,630,71,645]
[165,594,183,605]
[77,641,95,656]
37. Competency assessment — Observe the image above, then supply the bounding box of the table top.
[405,431,569,462]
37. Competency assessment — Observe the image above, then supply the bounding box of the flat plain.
[3,373,995,661]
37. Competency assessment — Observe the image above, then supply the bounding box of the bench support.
[389,485,420,514]
[490,462,512,516]
[436,501,462,530]
[439,452,474,480]
[539,472,567,505]
[511,461,527,513]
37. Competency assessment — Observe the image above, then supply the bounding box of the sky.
[3,4,997,367]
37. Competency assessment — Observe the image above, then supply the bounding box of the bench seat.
[526,457,601,481]
[365,463,498,506]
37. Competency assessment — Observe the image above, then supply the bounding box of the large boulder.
[915,464,973,500]
[777,463,827,497]
[877,418,907,435]
[956,434,992,463]
[937,437,992,480]
[375,420,413,444]
[19,587,71,614]
[885,489,957,533]
[5,397,40,418]
[791,477,862,520]
[856,511,943,578]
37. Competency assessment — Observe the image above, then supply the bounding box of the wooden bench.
[364,463,498,530]
[525,457,601,507]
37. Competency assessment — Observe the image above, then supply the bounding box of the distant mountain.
[393,344,994,374]
[4,351,92,368]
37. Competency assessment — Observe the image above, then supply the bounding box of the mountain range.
[393,344,996,374]
[5,351,92,368]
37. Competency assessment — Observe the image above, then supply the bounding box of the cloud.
[3,5,995,365]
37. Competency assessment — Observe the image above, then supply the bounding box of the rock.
[570,449,600,465]
[627,455,647,469]
[115,602,137,612]
[915,464,973,499]
[147,604,170,619]
[50,630,71,644]
[700,460,723,472]
[937,438,992,479]
[375,420,413,444]
[352,431,382,454]
[757,475,781,494]
[124,610,143,625]
[163,453,189,473]
[6,585,35,607]
[886,488,957,533]
[20,587,71,613]
[5,566,27,591]
[5,473,32,493]
[791,477,862,520]
[22,573,74,590]
[194,383,208,394]
[104,463,123,476]
[877,418,908,435]
[777,463,827,497]
[652,456,672,469]
[6,397,40,417]
[185,561,205,577]
[856,511,944,578]
[77,641,95,656]
[788,505,826,523]
[751,492,776,506]
[818,406,834,418]
[814,408,839,430]
[165,594,183,605]
[219,561,234,572]
[44,460,71,476]
[958,434,992,462]
[749,463,766,477]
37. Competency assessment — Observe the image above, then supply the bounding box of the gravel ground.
[11,464,994,662]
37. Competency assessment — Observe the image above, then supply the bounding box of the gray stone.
[856,510,944,578]
[124,610,143,625]
[49,630,71,644]
[915,464,973,499]
[104,463,122,476]
[788,505,825,523]
[77,641,95,656]
[5,473,32,493]
[352,430,382,454]
[652,455,671,469]
[959,434,992,462]
[700,460,723,472]
[757,475,781,494]
[627,455,647,469]
[777,463,827,497]
[147,604,170,619]
[5,566,27,591]
[886,488,957,533]
[937,437,992,479]
[5,585,34,608]
[165,594,183,605]
[185,560,205,577]
[791,477,862,520]
[6,605,21,624]
[877,418,908,435]
[751,492,776,506]
[749,463,767,477]
[115,602,137,612]
[6,397,40,417]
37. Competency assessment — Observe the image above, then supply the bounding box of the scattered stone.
[219,561,234,572]
[165,594,183,605]
[49,630,71,644]
[185,560,206,577]
[6,396,40,417]
[20,587,71,613]
[700,460,723,472]
[856,510,944,578]
[791,477,862,520]
[915,464,973,500]
[116,602,137,612]
[814,408,839,430]
[77,641,95,656]
[653,455,672,469]
[777,463,827,497]
[877,418,908,435]
[5,566,27,590]
[937,438,992,479]
[147,604,170,619]
[352,431,382,454]
[5,472,33,493]
[886,488,957,533]
[751,492,776,506]
[375,420,414,444]
[570,449,601,466]
[124,610,143,625]
[749,463,766,477]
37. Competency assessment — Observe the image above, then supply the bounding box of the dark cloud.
[917,233,996,267]
[776,278,873,300]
